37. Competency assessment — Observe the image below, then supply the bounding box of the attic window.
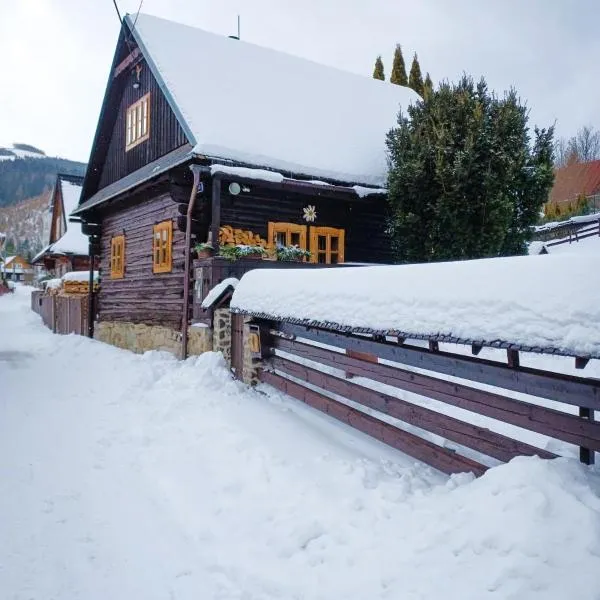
[126,93,150,151]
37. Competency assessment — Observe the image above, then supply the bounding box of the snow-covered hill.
[0,143,46,161]
[0,192,51,255]
[2,287,600,599]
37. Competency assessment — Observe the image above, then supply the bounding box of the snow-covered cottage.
[72,13,418,355]
[32,174,90,277]
[1,255,33,283]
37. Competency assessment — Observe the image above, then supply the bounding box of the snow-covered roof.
[210,164,387,197]
[232,254,600,358]
[62,270,99,282]
[201,277,239,308]
[60,179,82,217]
[47,178,88,256]
[128,14,419,186]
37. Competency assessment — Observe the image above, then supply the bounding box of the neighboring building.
[72,13,418,355]
[32,174,90,277]
[2,255,33,283]
[547,159,600,215]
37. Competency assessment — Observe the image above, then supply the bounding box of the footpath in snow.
[2,286,600,599]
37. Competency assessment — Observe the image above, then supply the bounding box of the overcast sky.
[1,0,598,163]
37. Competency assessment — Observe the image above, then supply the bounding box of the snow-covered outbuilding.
[32,174,90,277]
[71,13,418,355]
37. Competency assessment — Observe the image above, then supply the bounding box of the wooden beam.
[276,323,600,410]
[211,178,221,253]
[271,355,555,463]
[113,48,141,78]
[272,336,600,451]
[260,370,487,477]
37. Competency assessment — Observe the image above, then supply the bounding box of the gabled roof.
[548,159,600,205]
[44,175,88,257]
[125,13,418,187]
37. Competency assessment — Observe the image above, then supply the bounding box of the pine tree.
[408,53,424,96]
[390,45,408,86]
[373,56,385,81]
[386,75,555,262]
[423,72,433,99]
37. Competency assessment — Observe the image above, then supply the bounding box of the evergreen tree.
[386,75,555,263]
[408,53,424,96]
[423,72,433,98]
[373,56,385,81]
[390,44,408,86]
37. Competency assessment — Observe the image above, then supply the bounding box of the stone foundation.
[188,324,213,356]
[94,321,213,357]
[212,308,232,364]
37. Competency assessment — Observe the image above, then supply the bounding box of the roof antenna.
[229,14,240,40]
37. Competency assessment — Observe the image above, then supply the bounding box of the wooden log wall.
[97,187,185,329]
[247,321,600,476]
[97,56,188,191]
[219,184,394,264]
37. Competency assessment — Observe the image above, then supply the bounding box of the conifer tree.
[386,75,555,262]
[373,56,385,81]
[423,72,433,98]
[408,53,424,96]
[390,45,408,86]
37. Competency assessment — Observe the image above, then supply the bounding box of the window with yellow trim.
[126,93,150,151]
[153,220,173,273]
[267,222,307,249]
[110,235,125,279]
[309,227,345,264]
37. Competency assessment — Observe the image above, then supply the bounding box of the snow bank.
[2,289,600,599]
[62,270,98,282]
[232,254,600,357]
[201,277,238,308]
[43,278,62,289]
[129,14,419,186]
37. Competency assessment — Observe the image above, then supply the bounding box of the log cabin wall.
[218,184,394,263]
[96,184,185,329]
[96,58,189,192]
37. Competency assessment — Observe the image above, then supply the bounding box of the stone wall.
[212,308,232,364]
[94,321,212,357]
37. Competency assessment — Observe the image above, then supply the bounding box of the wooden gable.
[81,25,190,205]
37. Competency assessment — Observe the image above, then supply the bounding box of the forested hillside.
[0,147,86,207]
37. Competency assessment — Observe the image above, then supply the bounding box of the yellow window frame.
[153,220,173,274]
[110,235,125,279]
[267,222,307,249]
[125,93,150,151]
[309,226,345,264]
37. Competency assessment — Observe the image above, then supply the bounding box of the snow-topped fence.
[231,255,600,476]
[31,291,91,336]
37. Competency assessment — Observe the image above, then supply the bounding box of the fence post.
[242,319,272,386]
[579,407,596,465]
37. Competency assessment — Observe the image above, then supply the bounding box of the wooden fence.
[31,291,90,336]
[243,320,600,476]
[543,219,600,248]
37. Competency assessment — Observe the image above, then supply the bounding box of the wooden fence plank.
[271,356,556,463]
[277,323,600,410]
[273,337,600,451]
[260,370,488,477]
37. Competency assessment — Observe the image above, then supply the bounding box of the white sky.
[0,0,598,163]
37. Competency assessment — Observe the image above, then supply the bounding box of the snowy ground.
[2,286,600,599]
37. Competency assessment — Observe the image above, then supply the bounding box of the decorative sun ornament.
[303,205,317,222]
